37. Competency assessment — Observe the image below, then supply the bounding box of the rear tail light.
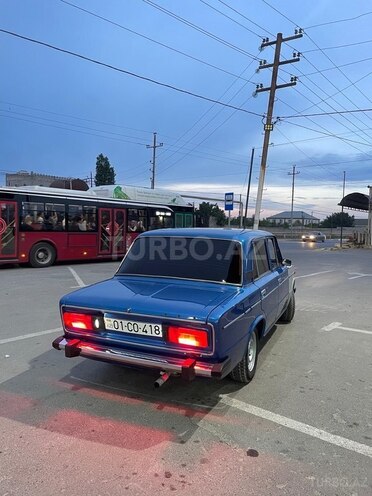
[63,312,94,331]
[167,326,209,348]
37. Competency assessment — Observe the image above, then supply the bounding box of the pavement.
[0,240,371,496]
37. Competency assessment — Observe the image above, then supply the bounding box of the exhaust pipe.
[154,371,171,388]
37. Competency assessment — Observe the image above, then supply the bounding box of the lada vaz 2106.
[53,229,295,386]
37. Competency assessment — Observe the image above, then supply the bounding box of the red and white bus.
[0,186,193,267]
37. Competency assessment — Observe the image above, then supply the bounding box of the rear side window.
[252,239,270,279]
[266,238,280,268]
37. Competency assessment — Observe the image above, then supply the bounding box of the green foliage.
[257,218,272,227]
[196,202,227,227]
[94,154,116,186]
[320,212,354,228]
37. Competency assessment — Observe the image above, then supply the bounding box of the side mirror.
[283,258,292,267]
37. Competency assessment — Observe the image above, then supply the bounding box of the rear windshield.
[117,236,242,285]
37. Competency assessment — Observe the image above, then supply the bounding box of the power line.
[276,88,372,162]
[0,28,263,118]
[0,109,151,142]
[302,38,372,53]
[0,113,150,146]
[200,0,372,147]
[199,0,262,38]
[305,11,372,30]
[216,0,274,37]
[260,0,298,27]
[274,126,339,181]
[0,109,253,168]
[305,32,372,108]
[262,0,372,31]
[0,100,256,161]
[59,0,257,84]
[261,0,372,140]
[279,119,372,147]
[0,99,153,135]
[289,67,372,116]
[280,108,372,119]
[157,62,258,174]
[219,0,372,146]
[300,56,372,77]
[142,0,259,59]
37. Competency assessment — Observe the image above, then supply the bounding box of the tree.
[211,204,227,226]
[195,202,227,227]
[321,212,354,228]
[94,154,116,186]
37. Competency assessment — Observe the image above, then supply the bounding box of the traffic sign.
[225,192,234,211]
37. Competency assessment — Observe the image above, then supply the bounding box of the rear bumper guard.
[52,336,230,379]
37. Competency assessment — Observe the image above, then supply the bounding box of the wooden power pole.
[147,132,163,189]
[253,30,303,229]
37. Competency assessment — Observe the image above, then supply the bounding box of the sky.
[1,0,372,219]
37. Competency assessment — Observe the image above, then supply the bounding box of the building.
[5,171,80,188]
[6,171,89,190]
[267,211,320,226]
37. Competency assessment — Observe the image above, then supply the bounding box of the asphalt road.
[0,240,371,496]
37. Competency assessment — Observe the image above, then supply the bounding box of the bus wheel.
[30,242,56,268]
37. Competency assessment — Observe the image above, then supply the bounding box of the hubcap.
[247,332,257,372]
[37,249,50,263]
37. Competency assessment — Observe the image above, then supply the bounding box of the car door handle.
[261,289,267,297]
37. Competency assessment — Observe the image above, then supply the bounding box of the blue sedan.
[53,229,295,385]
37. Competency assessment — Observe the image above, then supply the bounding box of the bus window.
[113,209,125,253]
[21,202,44,230]
[175,213,183,228]
[45,203,65,231]
[128,209,147,232]
[84,206,97,231]
[163,216,174,228]
[185,213,194,228]
[99,209,111,253]
[68,205,83,231]
[67,205,97,232]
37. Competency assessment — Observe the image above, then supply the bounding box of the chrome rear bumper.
[52,336,230,379]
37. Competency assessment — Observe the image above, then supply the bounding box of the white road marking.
[321,322,372,336]
[219,395,372,459]
[0,327,63,345]
[347,272,372,280]
[67,267,86,287]
[70,376,372,458]
[296,270,334,279]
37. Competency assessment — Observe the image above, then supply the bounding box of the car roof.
[141,227,272,241]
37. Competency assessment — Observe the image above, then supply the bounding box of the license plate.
[104,317,163,338]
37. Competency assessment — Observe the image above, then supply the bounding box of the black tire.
[29,242,56,268]
[279,292,295,323]
[230,329,258,384]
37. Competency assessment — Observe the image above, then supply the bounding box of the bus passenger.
[128,220,137,232]
[36,212,44,224]
[77,216,87,231]
[22,215,34,230]
[136,220,145,233]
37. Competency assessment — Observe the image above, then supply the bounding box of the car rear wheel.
[279,292,295,323]
[230,329,258,383]
[29,242,56,268]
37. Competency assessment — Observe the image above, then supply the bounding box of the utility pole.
[340,171,346,247]
[288,165,300,238]
[368,185,372,246]
[244,147,255,229]
[147,132,163,189]
[253,30,303,230]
